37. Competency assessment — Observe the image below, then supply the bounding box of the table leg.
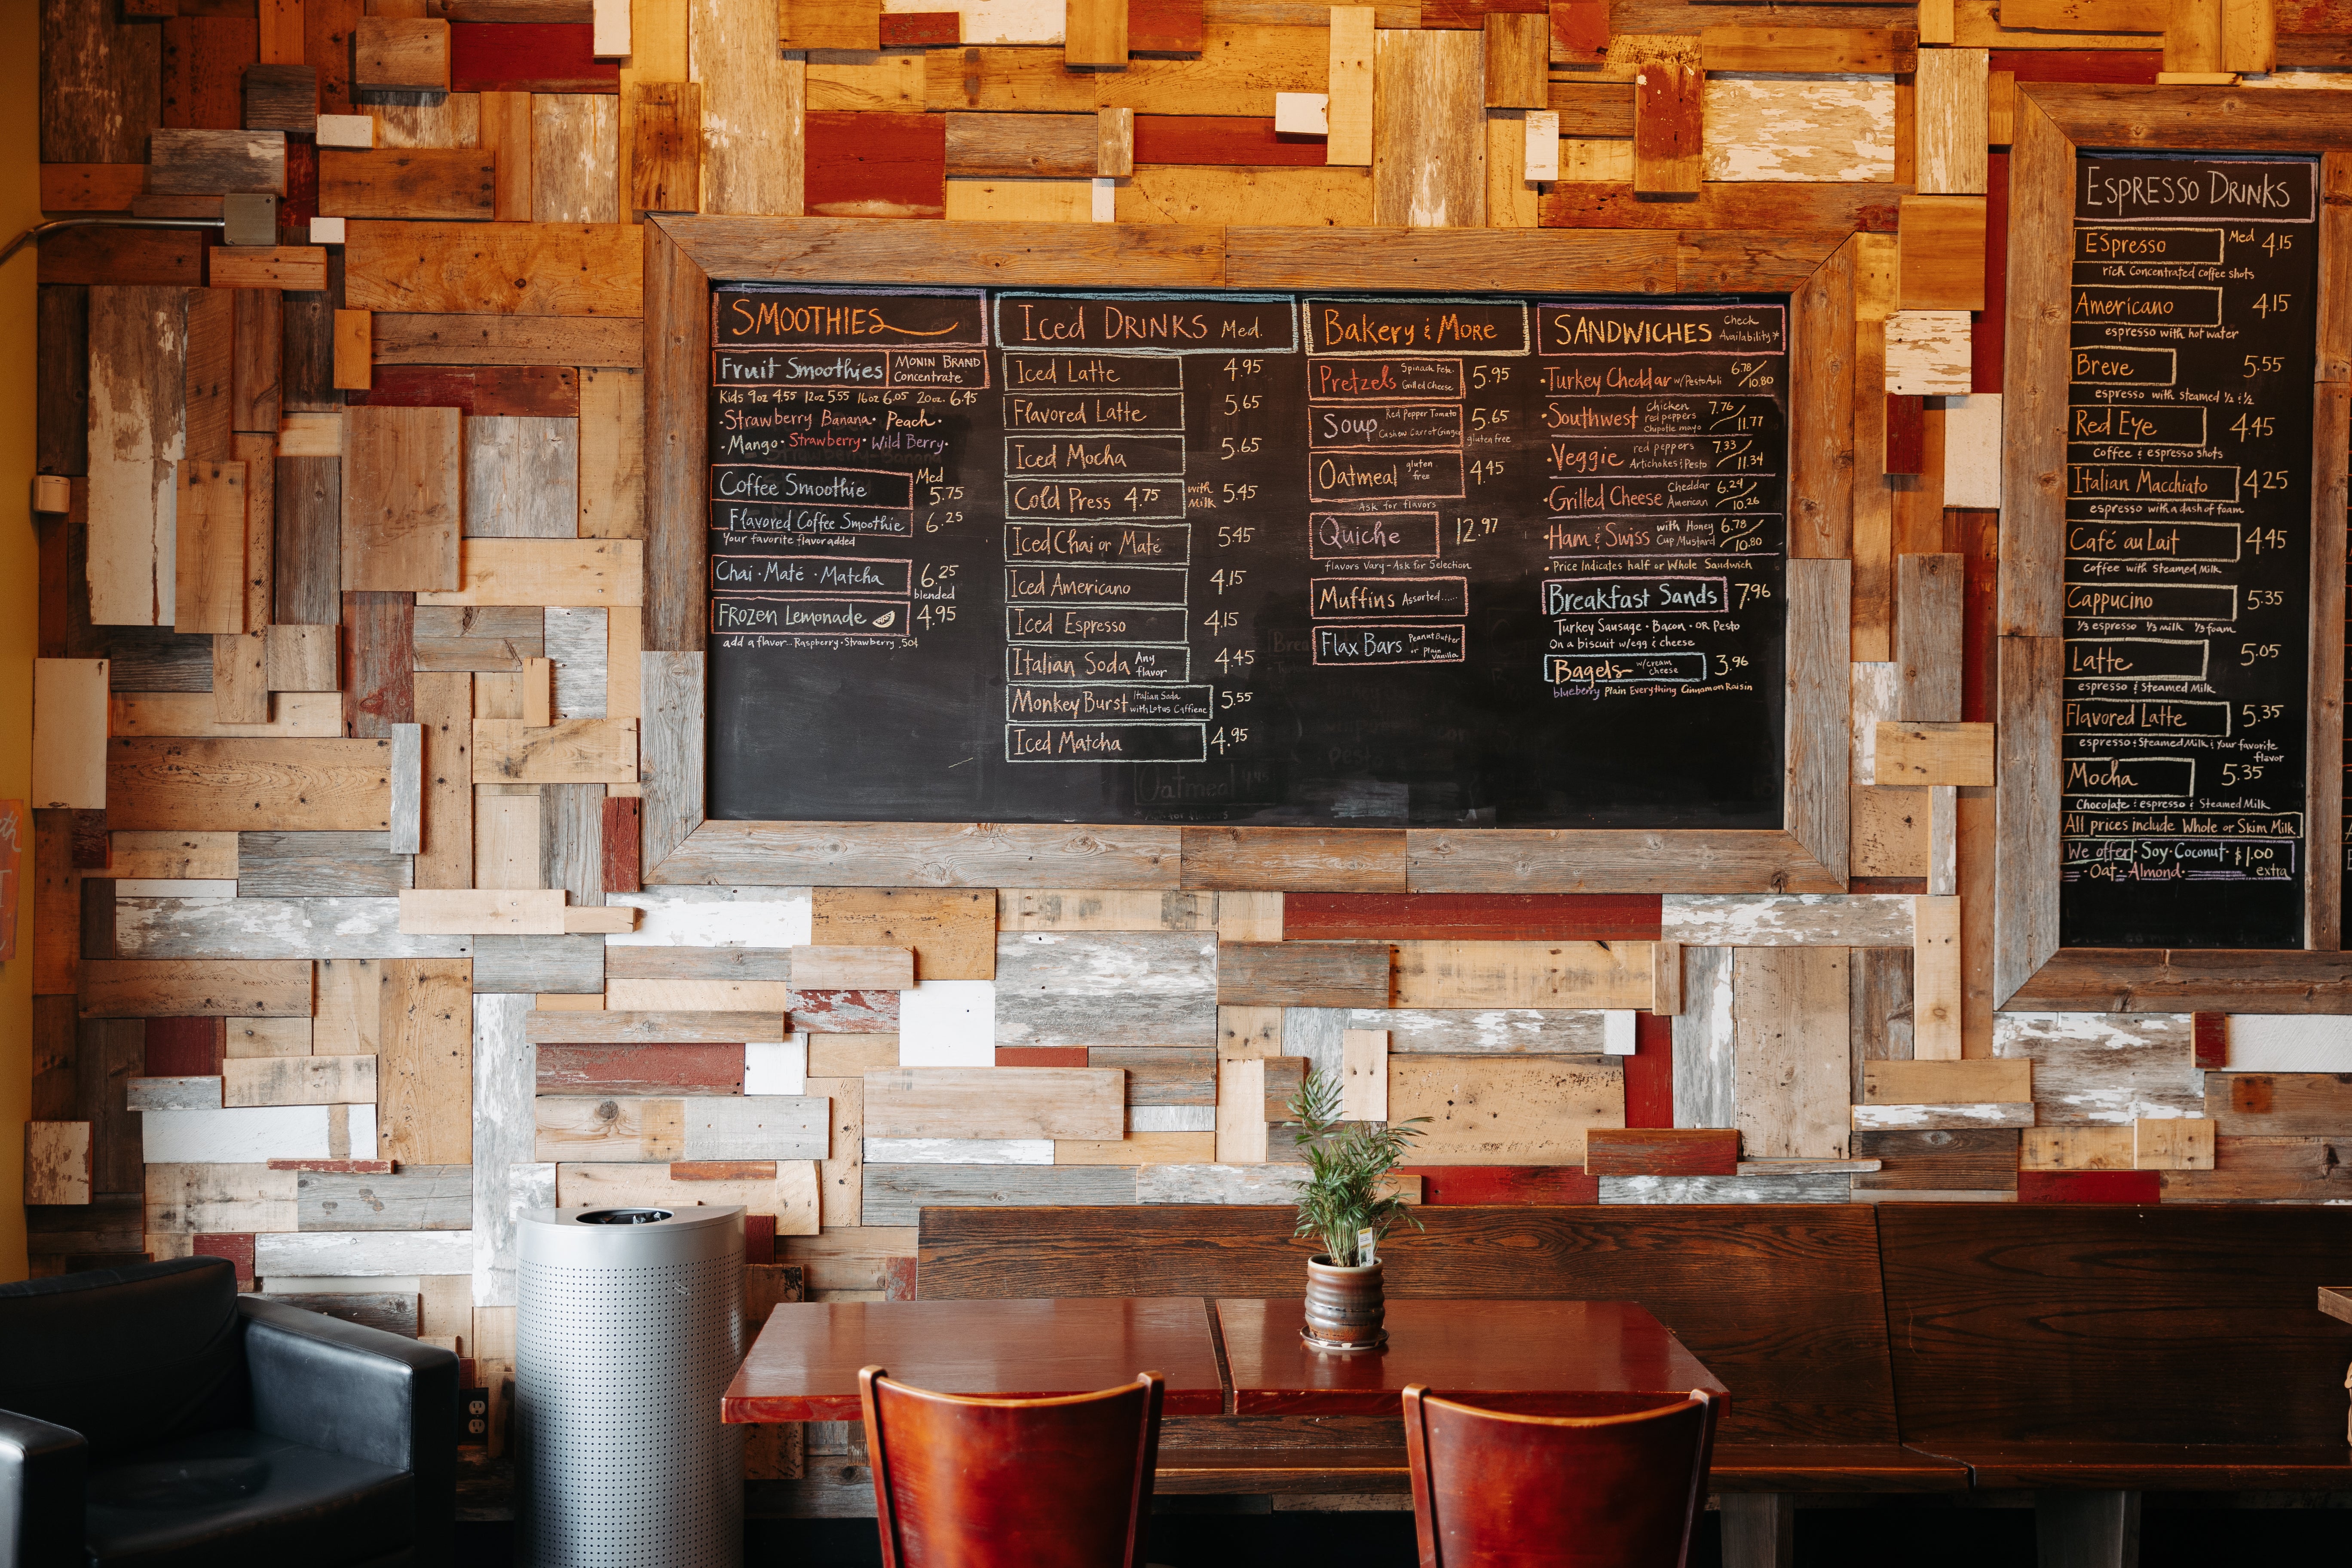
[2035,1490,2141,1568]
[1718,1492,1795,1568]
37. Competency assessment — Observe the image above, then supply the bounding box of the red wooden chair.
[1403,1385,1720,1568]
[858,1365,1166,1568]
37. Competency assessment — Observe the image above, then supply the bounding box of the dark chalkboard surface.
[2060,153,2318,949]
[705,288,1789,829]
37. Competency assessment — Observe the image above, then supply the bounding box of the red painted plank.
[281,139,319,231]
[349,366,583,419]
[884,1254,919,1300]
[268,1158,395,1173]
[1987,50,2162,83]
[880,10,959,44]
[602,795,642,894]
[1133,116,1324,167]
[2193,1013,2229,1071]
[789,988,900,1032]
[71,810,110,870]
[1954,506,1999,725]
[536,1043,744,1094]
[146,1016,225,1078]
[192,1232,255,1284]
[996,1046,1091,1067]
[1586,1126,1736,1176]
[2016,1171,2162,1204]
[804,112,945,220]
[1974,149,2006,393]
[1130,0,1204,53]
[342,590,415,737]
[1624,1011,1674,1129]
[1283,893,1663,941]
[745,1213,777,1264]
[1403,1166,1601,1204]
[450,23,619,93]
[1885,393,1925,477]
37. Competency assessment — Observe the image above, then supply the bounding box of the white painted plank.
[994,932,1217,1047]
[128,1076,223,1110]
[1850,662,1900,784]
[1136,1164,1308,1204]
[1942,393,2002,508]
[1886,310,1972,395]
[897,980,996,1067]
[117,897,475,959]
[1991,1012,2199,1124]
[546,605,609,720]
[2224,1015,2352,1071]
[1672,945,1734,1130]
[1130,1106,1217,1132]
[1849,1102,2036,1130]
[257,1230,475,1277]
[1602,1011,1637,1057]
[472,993,536,1307]
[680,1096,829,1159]
[862,1138,1055,1165]
[1600,1174,1850,1203]
[141,1105,331,1162]
[745,1037,809,1094]
[1703,74,1894,183]
[1285,1006,1608,1057]
[1662,894,1914,946]
[605,888,813,946]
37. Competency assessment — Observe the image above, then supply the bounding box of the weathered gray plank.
[1214,941,1391,1007]
[680,1096,829,1160]
[299,1164,473,1230]
[1598,1174,1850,1204]
[265,1292,420,1336]
[413,605,545,672]
[1660,894,1912,947]
[1090,1046,1215,1106]
[389,724,423,857]
[1785,556,1852,884]
[464,416,579,538]
[1993,634,2061,1006]
[471,992,536,1306]
[236,832,415,897]
[1850,944,1914,1105]
[1849,1102,2036,1131]
[1672,945,1735,1130]
[472,934,605,994]
[117,896,472,959]
[860,1138,1052,1165]
[649,821,1179,890]
[255,1229,474,1276]
[545,606,608,720]
[640,651,702,871]
[541,782,606,906]
[1991,1011,2198,1124]
[1135,1164,1311,1204]
[1732,945,1850,1159]
[993,931,1216,1047]
[861,1164,1137,1226]
[1283,1008,1610,1074]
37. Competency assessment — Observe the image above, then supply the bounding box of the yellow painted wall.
[1,0,40,1280]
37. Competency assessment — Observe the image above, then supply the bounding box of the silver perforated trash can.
[518,1205,746,1568]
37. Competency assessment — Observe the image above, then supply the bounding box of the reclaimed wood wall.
[21,0,2352,1482]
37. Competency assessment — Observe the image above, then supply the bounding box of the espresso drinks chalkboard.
[2062,154,2319,949]
[705,288,1789,829]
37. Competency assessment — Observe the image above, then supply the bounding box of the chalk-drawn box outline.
[1309,576,1471,620]
[2063,754,2197,797]
[2073,226,2230,266]
[999,352,1190,392]
[1001,434,1188,479]
[1307,511,1443,560]
[705,504,915,537]
[1000,391,1188,435]
[1307,450,1466,503]
[1003,522,1195,567]
[2065,403,2208,446]
[1306,404,1468,450]
[2065,463,2240,502]
[1003,477,1188,521]
[2062,580,2239,621]
[2062,518,2242,561]
[1005,645,1192,683]
[709,463,916,511]
[2067,344,2178,386]
[709,596,914,637]
[1004,722,1211,763]
[1544,652,1711,686]
[2061,696,2233,738]
[1310,623,1469,666]
[1540,576,1733,617]
[710,553,916,597]
[1004,564,1191,609]
[709,346,994,391]
[712,283,991,350]
[2068,283,2226,328]
[1003,683,1217,723]
[2062,636,2211,682]
[1305,357,1468,402]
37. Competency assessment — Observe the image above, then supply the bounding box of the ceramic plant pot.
[1303,1256,1387,1352]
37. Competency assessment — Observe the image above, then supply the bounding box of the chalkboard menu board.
[705,287,1789,828]
[2061,154,2319,949]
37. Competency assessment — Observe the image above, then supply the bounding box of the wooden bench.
[1877,1204,2352,1564]
[917,1204,1969,1549]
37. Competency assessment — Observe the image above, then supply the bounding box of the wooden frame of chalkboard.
[1997,86,2352,1012]
[639,220,1856,894]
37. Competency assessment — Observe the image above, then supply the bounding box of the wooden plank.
[1707,75,1892,184]
[1864,1057,2030,1104]
[578,368,645,538]
[1733,945,1851,1159]
[2021,1125,2133,1171]
[1325,6,1375,166]
[638,651,701,867]
[465,417,579,539]
[1001,889,1281,941]
[1916,49,1989,198]
[273,456,341,626]
[682,1096,829,1160]
[2133,1115,2214,1170]
[34,659,109,809]
[227,1017,312,1058]
[1369,27,1483,227]
[79,959,312,1017]
[149,129,288,195]
[1292,1006,1608,1057]
[692,0,806,216]
[472,719,637,783]
[341,405,462,592]
[39,231,204,289]
[1584,1125,1740,1177]
[1995,1011,2198,1123]
[539,1043,742,1094]
[864,1066,1124,1141]
[1895,554,1964,722]
[297,1164,470,1230]
[2160,1135,2351,1201]
[321,149,496,222]
[1875,721,1995,786]
[653,821,1180,891]
[2206,1073,2352,1136]
[944,111,1096,178]
[1998,95,2068,639]
[995,931,1216,1047]
[1090,1046,1214,1107]
[1849,1101,2034,1131]
[1402,830,1836,894]
[1659,895,1912,947]
[378,957,472,1164]
[25,1124,94,1205]
[104,832,239,882]
[144,1163,296,1234]
[400,888,568,935]
[1387,1055,1622,1164]
[1631,37,1701,196]
[480,89,534,222]
[1992,636,2061,1004]
[533,93,621,223]
[224,1053,377,1106]
[1850,1127,2018,1191]
[256,1231,474,1276]
[1390,940,1650,1009]
[413,671,473,888]
[809,888,995,980]
[342,591,416,741]
[527,1009,786,1043]
[113,898,464,962]
[372,312,645,368]
[555,1159,819,1234]
[1913,893,1962,1060]
[1215,941,1390,1007]
[354,17,451,92]
[343,222,643,318]
[1339,1029,1387,1119]
[2309,375,2348,952]
[420,539,643,607]
[415,606,544,672]
[88,287,187,628]
[1698,24,1912,72]
[1178,827,1403,893]
[1485,12,1550,108]
[536,1096,687,1162]
[237,832,413,897]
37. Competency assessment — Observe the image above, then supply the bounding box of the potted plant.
[1283,1067,1429,1353]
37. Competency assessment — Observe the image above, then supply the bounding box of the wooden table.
[720,1296,1228,1421]
[1216,1298,1729,1415]
[722,1295,1725,1425]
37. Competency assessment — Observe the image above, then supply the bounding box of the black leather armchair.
[0,1256,457,1568]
